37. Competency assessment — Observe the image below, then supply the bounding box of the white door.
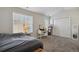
[53,17,71,38]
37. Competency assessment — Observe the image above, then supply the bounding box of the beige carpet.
[40,36,79,52]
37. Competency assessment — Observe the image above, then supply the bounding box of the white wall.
[0,7,48,37]
[0,7,12,33]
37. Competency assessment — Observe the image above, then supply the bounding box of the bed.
[0,33,43,52]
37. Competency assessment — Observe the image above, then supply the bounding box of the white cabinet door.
[53,17,71,38]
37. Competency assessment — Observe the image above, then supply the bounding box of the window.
[13,12,33,33]
[49,17,54,25]
[44,18,49,29]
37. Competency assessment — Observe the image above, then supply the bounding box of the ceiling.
[21,7,78,16]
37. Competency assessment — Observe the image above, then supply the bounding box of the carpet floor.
[40,36,79,52]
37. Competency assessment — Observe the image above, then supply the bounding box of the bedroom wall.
[0,7,48,37]
[0,7,12,33]
[53,8,79,39]
[12,7,48,37]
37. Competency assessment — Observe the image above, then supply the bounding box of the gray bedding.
[0,40,25,51]
[0,33,43,52]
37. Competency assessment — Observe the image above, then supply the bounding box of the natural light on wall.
[13,12,33,33]
[44,16,54,30]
